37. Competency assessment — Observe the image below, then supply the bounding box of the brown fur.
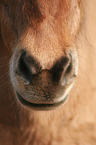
[0,0,96,145]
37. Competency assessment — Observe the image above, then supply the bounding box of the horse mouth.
[16,92,68,111]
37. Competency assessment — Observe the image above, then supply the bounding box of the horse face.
[0,0,81,110]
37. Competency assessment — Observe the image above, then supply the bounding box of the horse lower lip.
[16,92,68,110]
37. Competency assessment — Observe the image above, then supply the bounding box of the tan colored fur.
[0,0,96,145]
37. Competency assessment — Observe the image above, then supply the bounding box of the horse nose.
[14,50,77,85]
[50,52,76,85]
[51,56,70,82]
[15,51,41,83]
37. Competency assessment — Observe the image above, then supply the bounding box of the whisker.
[0,65,14,84]
[8,86,16,109]
[0,55,11,61]
[0,71,10,80]
[0,63,9,68]
[0,78,11,88]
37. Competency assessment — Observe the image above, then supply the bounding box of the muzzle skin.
[10,48,78,110]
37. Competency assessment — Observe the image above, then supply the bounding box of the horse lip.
[16,92,68,110]
[15,81,74,110]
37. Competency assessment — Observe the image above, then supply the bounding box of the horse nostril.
[51,56,70,82]
[51,53,76,84]
[15,51,41,83]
